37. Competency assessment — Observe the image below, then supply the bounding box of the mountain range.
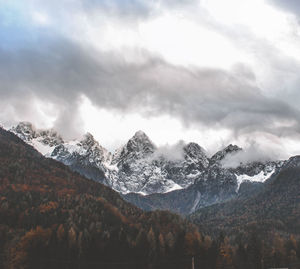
[1,125,300,268]
[0,126,206,269]
[190,155,300,237]
[10,122,286,214]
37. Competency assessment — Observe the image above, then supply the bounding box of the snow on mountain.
[184,142,209,169]
[11,122,63,156]
[108,131,202,194]
[210,144,242,165]
[51,133,111,166]
[50,133,113,185]
[31,140,55,156]
[10,124,197,194]
[9,122,285,202]
[113,132,205,194]
[236,169,275,191]
[10,122,37,142]
[112,130,156,166]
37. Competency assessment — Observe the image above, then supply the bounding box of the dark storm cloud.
[26,0,197,22]
[269,0,300,17]
[82,0,196,15]
[1,35,300,139]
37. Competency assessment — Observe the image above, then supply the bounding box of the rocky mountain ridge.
[10,122,286,213]
[190,155,300,236]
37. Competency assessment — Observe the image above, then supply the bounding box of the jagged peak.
[183,142,209,168]
[10,121,37,141]
[111,131,155,165]
[16,121,34,127]
[81,132,95,142]
[13,121,36,133]
[210,144,242,163]
[216,144,242,155]
[78,132,110,158]
[132,130,150,140]
[224,144,242,152]
[127,130,156,149]
[10,122,66,148]
[184,142,206,153]
[80,132,101,148]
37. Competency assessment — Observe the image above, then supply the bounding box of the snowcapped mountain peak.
[54,132,111,164]
[210,144,242,164]
[130,130,155,147]
[15,121,35,131]
[38,129,64,147]
[184,142,206,155]
[126,130,156,154]
[111,131,156,166]
[82,131,94,140]
[225,144,242,152]
[133,130,148,139]
[79,132,98,148]
[8,121,287,202]
[11,121,37,141]
[184,142,209,168]
[11,122,64,146]
[10,122,63,154]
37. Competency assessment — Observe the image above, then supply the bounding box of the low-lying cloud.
[221,142,284,168]
[1,36,300,140]
[152,141,186,162]
[1,0,300,147]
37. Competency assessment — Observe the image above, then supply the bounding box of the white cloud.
[152,141,186,162]
[31,11,51,25]
[221,148,271,168]
[2,0,300,157]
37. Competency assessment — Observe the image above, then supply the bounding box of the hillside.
[190,156,300,237]
[1,128,300,269]
[0,128,209,269]
[11,122,284,215]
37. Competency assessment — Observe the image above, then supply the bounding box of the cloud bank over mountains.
[1,0,300,154]
[1,37,299,140]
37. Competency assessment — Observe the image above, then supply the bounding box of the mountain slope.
[10,122,285,214]
[1,127,300,269]
[50,132,112,185]
[109,133,210,195]
[0,127,210,269]
[124,158,283,215]
[11,123,207,195]
[190,156,300,236]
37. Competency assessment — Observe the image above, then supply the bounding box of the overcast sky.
[1,0,300,157]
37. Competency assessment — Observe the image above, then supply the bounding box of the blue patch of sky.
[0,1,54,50]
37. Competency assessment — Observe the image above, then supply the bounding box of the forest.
[0,128,300,269]
[191,164,300,238]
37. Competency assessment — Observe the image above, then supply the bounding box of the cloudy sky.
[1,0,300,157]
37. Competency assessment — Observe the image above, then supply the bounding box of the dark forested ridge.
[1,128,300,269]
[190,158,300,237]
